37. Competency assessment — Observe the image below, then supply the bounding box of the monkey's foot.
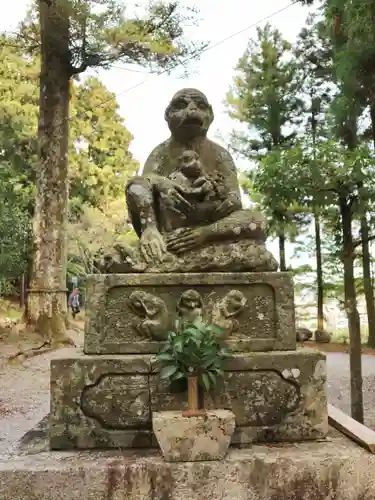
[101,239,278,273]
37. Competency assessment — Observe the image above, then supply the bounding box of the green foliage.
[15,0,206,76]
[225,23,302,158]
[157,321,231,392]
[224,24,307,268]
[251,148,311,241]
[0,158,31,294]
[67,198,137,274]
[0,198,30,296]
[0,36,139,292]
[0,37,140,210]
[69,77,139,208]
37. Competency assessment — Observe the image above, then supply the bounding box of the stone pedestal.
[50,348,327,450]
[49,271,328,450]
[152,410,235,462]
[2,435,375,500]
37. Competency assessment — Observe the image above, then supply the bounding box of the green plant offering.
[157,320,232,393]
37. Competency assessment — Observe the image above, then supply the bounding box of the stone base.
[50,348,327,450]
[84,272,296,354]
[152,410,235,462]
[1,435,375,499]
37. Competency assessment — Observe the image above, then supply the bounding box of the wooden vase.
[188,375,199,411]
[183,375,205,417]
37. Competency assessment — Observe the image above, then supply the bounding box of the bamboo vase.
[187,375,199,412]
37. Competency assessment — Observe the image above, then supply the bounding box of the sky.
[1,0,316,264]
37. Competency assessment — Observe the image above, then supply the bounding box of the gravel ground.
[0,348,374,458]
[326,352,375,429]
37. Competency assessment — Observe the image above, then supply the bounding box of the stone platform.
[84,272,296,354]
[50,348,327,450]
[1,434,375,499]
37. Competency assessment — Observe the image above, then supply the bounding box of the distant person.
[68,288,80,319]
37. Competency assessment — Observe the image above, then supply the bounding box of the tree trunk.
[314,211,324,331]
[20,274,26,310]
[360,215,375,348]
[340,198,364,423]
[27,0,72,346]
[367,101,375,348]
[279,233,286,271]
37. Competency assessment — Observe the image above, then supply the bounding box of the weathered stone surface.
[296,327,313,342]
[50,353,153,450]
[84,272,295,354]
[105,88,278,274]
[1,435,375,500]
[152,410,235,462]
[151,348,328,445]
[50,348,327,449]
[102,239,278,274]
[315,329,332,343]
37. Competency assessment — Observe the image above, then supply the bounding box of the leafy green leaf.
[170,371,185,381]
[207,371,217,385]
[201,373,211,391]
[157,353,174,362]
[160,365,178,379]
[207,324,225,336]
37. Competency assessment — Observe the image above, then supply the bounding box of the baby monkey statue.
[168,150,216,201]
[102,88,278,273]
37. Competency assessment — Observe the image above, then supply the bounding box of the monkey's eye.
[196,100,208,110]
[173,99,187,110]
[133,300,142,308]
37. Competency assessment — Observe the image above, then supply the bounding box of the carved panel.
[81,373,150,430]
[150,370,300,427]
[103,285,275,342]
[84,273,295,354]
[211,370,300,426]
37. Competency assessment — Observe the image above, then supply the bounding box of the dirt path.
[326,352,375,429]
[0,327,83,458]
[0,345,374,458]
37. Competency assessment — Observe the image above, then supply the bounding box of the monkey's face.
[178,151,202,179]
[165,89,214,139]
[223,290,247,316]
[179,290,202,310]
[129,290,161,317]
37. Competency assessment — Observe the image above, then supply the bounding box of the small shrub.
[156,320,231,411]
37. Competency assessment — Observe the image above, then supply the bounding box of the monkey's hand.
[158,178,192,216]
[140,226,167,264]
[216,194,241,217]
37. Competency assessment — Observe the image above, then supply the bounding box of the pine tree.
[225,23,304,270]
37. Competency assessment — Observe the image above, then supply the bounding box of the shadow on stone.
[18,414,49,454]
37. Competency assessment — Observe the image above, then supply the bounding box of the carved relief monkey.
[210,290,248,339]
[128,290,168,341]
[176,289,203,328]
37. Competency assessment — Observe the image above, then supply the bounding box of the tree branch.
[353,234,375,249]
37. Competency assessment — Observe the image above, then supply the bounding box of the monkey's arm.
[143,143,169,177]
[216,146,242,209]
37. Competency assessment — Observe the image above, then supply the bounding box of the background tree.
[297,138,374,423]
[327,0,375,349]
[294,15,333,332]
[4,0,206,345]
[224,23,304,270]
[0,34,140,328]
[297,0,375,350]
